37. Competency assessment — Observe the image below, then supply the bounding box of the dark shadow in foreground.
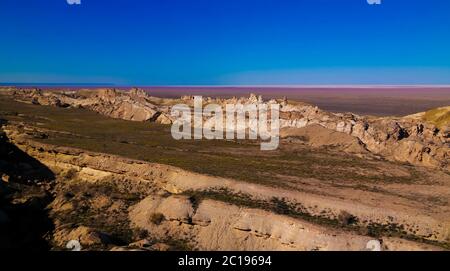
[0,120,55,250]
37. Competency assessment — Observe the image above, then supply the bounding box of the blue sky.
[1,0,450,85]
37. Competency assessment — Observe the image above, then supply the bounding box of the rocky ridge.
[7,88,449,170]
[10,88,172,124]
[1,124,450,250]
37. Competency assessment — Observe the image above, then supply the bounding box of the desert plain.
[0,86,449,251]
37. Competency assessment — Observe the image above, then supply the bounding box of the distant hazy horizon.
[2,85,448,117]
[3,83,450,88]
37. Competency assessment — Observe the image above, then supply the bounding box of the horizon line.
[2,83,450,88]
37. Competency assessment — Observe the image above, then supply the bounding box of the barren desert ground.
[0,87,449,251]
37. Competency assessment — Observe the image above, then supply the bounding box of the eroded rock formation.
[9,88,449,170]
[12,88,170,123]
[279,102,449,170]
[1,124,449,250]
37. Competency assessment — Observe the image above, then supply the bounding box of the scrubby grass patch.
[183,188,450,249]
[422,107,450,129]
[0,96,425,190]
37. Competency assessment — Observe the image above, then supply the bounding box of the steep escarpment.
[279,103,449,170]
[0,124,182,250]
[130,195,443,251]
[10,88,172,124]
[7,88,449,170]
[2,124,449,250]
[2,88,449,250]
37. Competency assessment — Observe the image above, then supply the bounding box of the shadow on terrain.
[0,120,55,250]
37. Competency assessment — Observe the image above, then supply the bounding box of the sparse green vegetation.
[422,106,450,129]
[0,96,424,191]
[2,94,447,248]
[183,188,450,249]
[184,188,346,229]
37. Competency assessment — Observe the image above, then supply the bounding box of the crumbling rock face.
[12,88,171,123]
[129,196,443,251]
[2,125,449,250]
[279,102,449,170]
[9,89,450,169]
[160,92,449,169]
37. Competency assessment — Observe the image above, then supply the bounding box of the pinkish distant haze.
[7,85,450,117]
[139,86,450,116]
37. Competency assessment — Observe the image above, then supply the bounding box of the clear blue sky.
[1,0,450,85]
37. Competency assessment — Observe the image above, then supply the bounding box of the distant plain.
[24,86,450,117]
[143,86,450,116]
